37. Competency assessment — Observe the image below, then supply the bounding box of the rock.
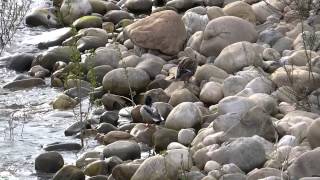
[194,64,229,85]
[221,163,244,174]
[84,160,109,176]
[251,1,275,23]
[169,88,199,107]
[165,102,202,131]
[187,31,203,52]
[143,88,170,103]
[217,96,256,115]
[135,57,164,79]
[84,47,120,69]
[271,66,320,93]
[152,102,173,119]
[102,131,133,145]
[25,7,60,27]
[208,137,266,172]
[65,121,86,136]
[43,142,82,151]
[287,148,320,179]
[166,0,194,11]
[206,6,225,20]
[307,119,320,149]
[277,135,297,147]
[200,82,223,105]
[200,16,258,57]
[102,68,150,96]
[223,1,256,23]
[272,37,293,53]
[112,162,140,180]
[76,36,108,52]
[101,93,127,110]
[182,12,209,37]
[124,10,187,55]
[87,175,108,180]
[125,0,153,13]
[29,65,50,78]
[220,173,247,180]
[76,151,103,168]
[3,78,45,90]
[248,93,278,115]
[258,29,283,46]
[2,53,34,72]
[178,129,196,146]
[222,75,248,96]
[102,140,140,161]
[152,127,178,152]
[100,111,119,125]
[204,161,221,173]
[32,46,74,70]
[247,168,288,180]
[35,152,64,173]
[87,65,113,85]
[244,77,275,95]
[193,145,218,169]
[60,0,92,25]
[89,0,120,15]
[214,42,263,74]
[103,10,134,24]
[130,123,157,146]
[73,16,103,30]
[131,155,178,180]
[165,149,193,170]
[96,123,118,134]
[53,165,85,180]
[52,94,78,110]
[37,28,73,49]
[64,87,91,99]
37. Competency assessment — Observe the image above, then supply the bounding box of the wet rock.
[64,87,91,99]
[287,148,320,180]
[76,151,103,168]
[53,165,85,180]
[3,78,45,90]
[96,123,118,134]
[208,137,266,172]
[214,42,263,74]
[2,53,34,72]
[223,1,256,23]
[200,16,258,57]
[35,152,64,173]
[73,16,103,30]
[200,82,224,105]
[84,160,109,176]
[102,140,140,161]
[60,0,92,25]
[125,0,153,13]
[52,94,78,110]
[165,102,202,131]
[131,155,178,180]
[65,121,86,136]
[124,10,187,55]
[178,128,196,146]
[25,7,60,27]
[32,46,74,70]
[102,131,134,145]
[100,111,119,125]
[102,67,150,96]
[38,27,73,49]
[43,142,82,151]
[103,10,134,24]
[152,127,178,152]
[29,65,50,78]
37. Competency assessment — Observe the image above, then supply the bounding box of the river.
[0,1,82,179]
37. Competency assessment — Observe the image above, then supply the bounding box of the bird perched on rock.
[175,56,197,85]
[140,95,164,124]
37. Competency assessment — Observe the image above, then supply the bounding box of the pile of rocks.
[3,0,320,179]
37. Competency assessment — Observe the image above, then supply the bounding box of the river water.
[0,1,83,179]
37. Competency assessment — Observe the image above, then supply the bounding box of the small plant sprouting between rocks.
[0,0,31,55]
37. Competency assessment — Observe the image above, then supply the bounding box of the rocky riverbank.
[2,0,320,179]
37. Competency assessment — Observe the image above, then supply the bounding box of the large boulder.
[1,53,34,72]
[214,42,264,73]
[287,148,320,180]
[60,0,92,25]
[165,102,202,130]
[200,16,258,57]
[124,10,187,55]
[35,152,64,173]
[102,67,150,96]
[208,137,266,172]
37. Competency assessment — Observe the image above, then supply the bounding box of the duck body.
[175,57,197,83]
[139,95,164,124]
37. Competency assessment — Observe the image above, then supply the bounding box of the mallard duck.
[175,57,197,85]
[140,95,164,124]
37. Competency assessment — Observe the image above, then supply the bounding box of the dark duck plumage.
[175,57,197,85]
[140,95,164,124]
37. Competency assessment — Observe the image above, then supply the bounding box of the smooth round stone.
[35,152,64,173]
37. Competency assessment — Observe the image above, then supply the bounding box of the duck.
[140,95,164,124]
[175,56,197,85]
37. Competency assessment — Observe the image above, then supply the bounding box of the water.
[0,1,83,179]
